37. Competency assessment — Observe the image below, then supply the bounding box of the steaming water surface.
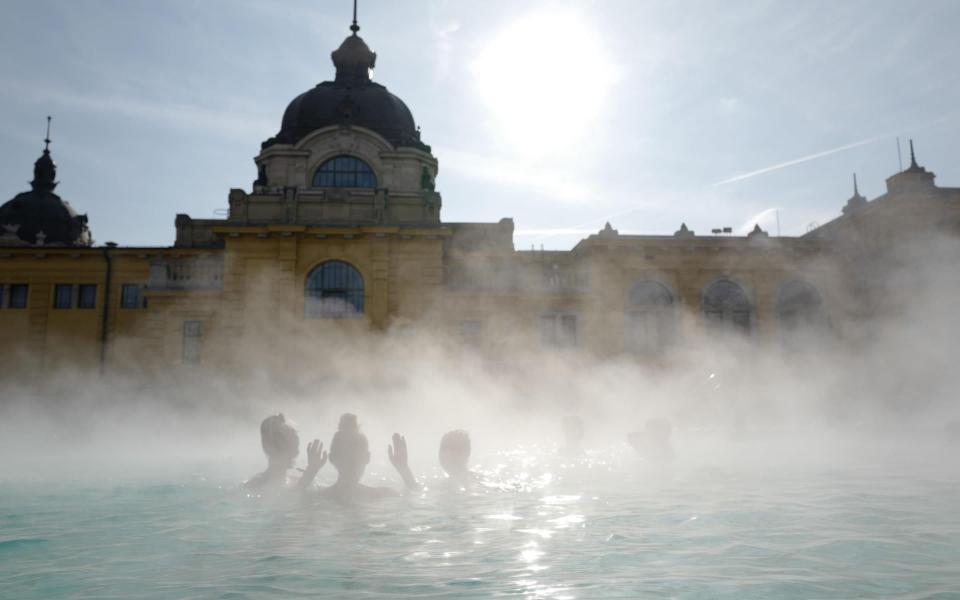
[2,442,959,599]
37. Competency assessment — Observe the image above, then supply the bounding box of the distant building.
[1,21,959,381]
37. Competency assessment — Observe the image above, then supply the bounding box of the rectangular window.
[8,284,28,309]
[182,320,202,364]
[120,284,141,309]
[732,310,751,331]
[54,284,74,309]
[540,313,577,348]
[78,284,97,309]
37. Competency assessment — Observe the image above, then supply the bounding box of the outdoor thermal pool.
[1,439,959,599]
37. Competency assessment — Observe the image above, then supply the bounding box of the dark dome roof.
[262,32,429,152]
[0,149,92,247]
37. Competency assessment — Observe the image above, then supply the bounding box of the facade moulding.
[211,225,451,238]
[293,125,395,153]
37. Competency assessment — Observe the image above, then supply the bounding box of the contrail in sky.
[522,110,960,243]
[523,132,895,241]
[709,133,892,187]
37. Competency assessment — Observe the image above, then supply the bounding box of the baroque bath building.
[1,23,959,381]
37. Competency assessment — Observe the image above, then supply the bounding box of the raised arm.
[388,433,419,491]
[299,439,327,490]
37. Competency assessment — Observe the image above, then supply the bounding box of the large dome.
[0,148,91,247]
[262,30,429,152]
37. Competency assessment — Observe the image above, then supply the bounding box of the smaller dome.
[0,146,92,247]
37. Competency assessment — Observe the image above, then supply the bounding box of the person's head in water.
[562,415,585,449]
[438,429,471,478]
[260,413,300,469]
[329,413,370,485]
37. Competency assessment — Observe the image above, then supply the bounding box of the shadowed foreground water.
[2,447,959,599]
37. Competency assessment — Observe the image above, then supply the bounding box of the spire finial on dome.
[909,139,918,169]
[350,0,359,34]
[331,1,376,84]
[31,115,57,193]
[853,172,859,197]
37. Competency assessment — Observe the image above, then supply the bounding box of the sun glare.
[471,11,620,156]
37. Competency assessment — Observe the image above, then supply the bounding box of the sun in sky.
[470,10,621,158]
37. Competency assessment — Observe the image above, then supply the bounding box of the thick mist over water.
[2,238,959,485]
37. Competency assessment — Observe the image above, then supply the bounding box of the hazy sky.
[1,0,958,249]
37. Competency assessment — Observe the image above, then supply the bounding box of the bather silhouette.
[307,413,418,502]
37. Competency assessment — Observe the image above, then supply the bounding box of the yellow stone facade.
[2,32,959,384]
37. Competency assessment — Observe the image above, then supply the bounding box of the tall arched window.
[702,279,752,333]
[626,280,676,354]
[305,261,364,319]
[777,279,825,331]
[312,155,377,188]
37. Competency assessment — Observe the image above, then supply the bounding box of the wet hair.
[329,413,369,471]
[260,413,299,459]
[439,429,471,462]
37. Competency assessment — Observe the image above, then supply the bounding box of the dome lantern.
[331,1,377,85]
[260,2,429,152]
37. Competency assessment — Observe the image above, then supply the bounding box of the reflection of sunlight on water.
[518,527,553,539]
[549,514,585,528]
[475,444,593,598]
[487,513,523,521]
[4,439,959,600]
[519,542,544,563]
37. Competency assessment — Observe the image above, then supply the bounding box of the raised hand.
[387,433,408,471]
[388,433,419,491]
[306,439,327,472]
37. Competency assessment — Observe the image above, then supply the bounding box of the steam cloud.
[2,234,959,483]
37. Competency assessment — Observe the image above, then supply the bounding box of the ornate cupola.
[0,117,92,247]
[260,4,429,152]
[885,140,936,194]
[331,15,377,85]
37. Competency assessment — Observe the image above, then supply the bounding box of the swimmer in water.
[438,429,472,485]
[627,417,674,461]
[317,413,418,502]
[560,415,586,456]
[245,413,326,490]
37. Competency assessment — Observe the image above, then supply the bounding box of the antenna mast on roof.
[896,137,903,172]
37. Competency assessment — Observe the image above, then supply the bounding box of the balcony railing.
[148,256,223,290]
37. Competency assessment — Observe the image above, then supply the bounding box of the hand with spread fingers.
[388,433,408,470]
[300,439,327,489]
[307,439,328,471]
[388,433,418,491]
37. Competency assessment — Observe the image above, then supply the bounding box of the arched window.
[777,279,825,331]
[304,261,364,319]
[626,280,676,354]
[312,155,377,188]
[702,279,752,333]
